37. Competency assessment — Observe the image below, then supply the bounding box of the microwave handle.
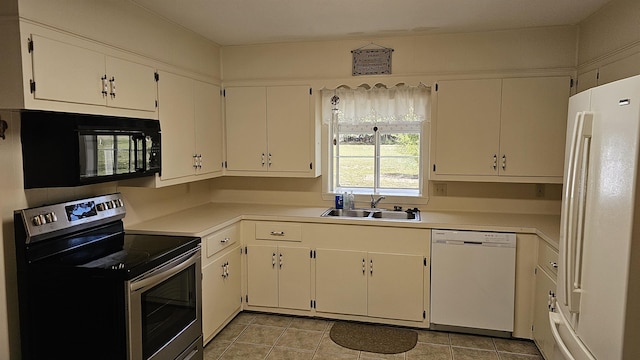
[133,133,146,172]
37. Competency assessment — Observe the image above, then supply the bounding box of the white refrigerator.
[550,74,640,360]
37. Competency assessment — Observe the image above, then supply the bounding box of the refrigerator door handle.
[563,111,584,310]
[549,311,597,360]
[549,312,577,360]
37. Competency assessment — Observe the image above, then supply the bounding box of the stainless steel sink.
[321,207,420,221]
[369,209,420,220]
[321,208,371,217]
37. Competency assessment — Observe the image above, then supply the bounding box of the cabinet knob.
[220,237,230,243]
[550,261,558,269]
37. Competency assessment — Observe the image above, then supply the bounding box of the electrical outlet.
[434,183,447,196]
[535,184,545,198]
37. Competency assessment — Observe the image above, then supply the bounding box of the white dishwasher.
[430,229,516,336]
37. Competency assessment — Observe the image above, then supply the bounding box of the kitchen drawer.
[204,224,239,259]
[255,222,302,242]
[537,240,558,278]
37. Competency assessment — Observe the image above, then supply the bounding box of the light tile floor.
[204,312,543,360]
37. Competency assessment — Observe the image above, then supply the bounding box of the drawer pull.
[270,231,285,236]
[220,237,230,243]
[550,261,558,269]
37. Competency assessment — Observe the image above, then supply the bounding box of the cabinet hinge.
[29,80,36,93]
[223,89,226,97]
[597,71,600,80]
[423,310,426,319]
[310,300,316,309]
[309,162,313,170]
[244,246,247,254]
[309,88,312,95]
[424,257,427,266]
[241,296,243,303]
[432,164,436,172]
[435,83,438,92]
[224,161,228,169]
[531,324,535,332]
[155,100,158,108]
[154,72,159,82]
[570,78,574,88]
[534,267,537,275]
[246,295,249,303]
[27,38,34,53]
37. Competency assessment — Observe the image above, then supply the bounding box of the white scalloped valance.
[321,84,430,126]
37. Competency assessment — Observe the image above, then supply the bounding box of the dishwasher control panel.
[431,229,515,247]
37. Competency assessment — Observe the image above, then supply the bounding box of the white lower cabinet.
[309,223,429,325]
[201,224,242,344]
[244,221,311,311]
[315,249,424,321]
[246,244,311,310]
[533,240,559,359]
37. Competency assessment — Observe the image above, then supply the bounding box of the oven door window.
[141,265,197,359]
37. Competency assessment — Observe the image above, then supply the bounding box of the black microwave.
[20,110,161,189]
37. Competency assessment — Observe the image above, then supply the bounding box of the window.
[323,85,429,196]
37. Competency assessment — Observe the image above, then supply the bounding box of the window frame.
[330,121,424,197]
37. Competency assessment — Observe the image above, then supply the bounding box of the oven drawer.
[255,222,302,242]
[205,224,239,259]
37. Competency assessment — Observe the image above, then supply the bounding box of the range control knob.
[116,199,124,208]
[32,215,44,226]
[44,212,58,223]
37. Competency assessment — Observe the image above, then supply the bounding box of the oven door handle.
[130,248,199,292]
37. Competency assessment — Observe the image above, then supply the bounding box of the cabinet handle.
[272,253,276,268]
[493,154,497,170]
[220,237,230,244]
[109,76,116,98]
[502,154,507,170]
[261,153,265,167]
[193,154,199,169]
[197,154,203,169]
[225,262,230,277]
[550,261,558,269]
[362,258,365,275]
[270,231,285,236]
[279,253,283,269]
[101,75,108,96]
[370,259,373,275]
[268,153,272,167]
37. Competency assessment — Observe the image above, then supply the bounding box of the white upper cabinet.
[432,76,570,183]
[224,85,319,177]
[154,71,223,186]
[27,33,157,115]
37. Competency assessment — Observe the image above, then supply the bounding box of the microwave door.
[133,134,146,172]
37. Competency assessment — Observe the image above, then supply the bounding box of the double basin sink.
[321,207,420,221]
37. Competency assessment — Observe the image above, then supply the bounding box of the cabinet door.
[433,79,502,176]
[225,87,268,171]
[202,246,241,342]
[499,77,569,178]
[31,34,106,106]
[266,86,312,172]
[105,56,156,112]
[315,249,367,316]
[368,253,424,321]
[533,267,557,360]
[278,246,311,310]
[246,244,278,307]
[194,81,223,175]
[157,71,195,181]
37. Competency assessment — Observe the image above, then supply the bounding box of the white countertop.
[126,202,560,249]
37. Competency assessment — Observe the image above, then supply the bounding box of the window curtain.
[322,84,430,126]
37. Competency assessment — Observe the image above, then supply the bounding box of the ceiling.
[130,0,613,46]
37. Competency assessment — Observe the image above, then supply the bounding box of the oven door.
[127,247,202,360]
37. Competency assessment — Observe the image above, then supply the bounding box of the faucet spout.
[370,195,386,208]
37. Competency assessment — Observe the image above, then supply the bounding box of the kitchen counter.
[126,202,560,248]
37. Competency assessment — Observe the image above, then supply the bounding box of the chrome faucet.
[370,195,386,208]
